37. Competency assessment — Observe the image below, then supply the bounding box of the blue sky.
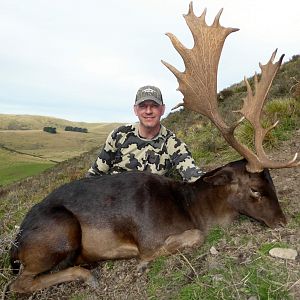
[0,0,299,123]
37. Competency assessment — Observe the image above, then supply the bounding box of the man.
[87,85,204,182]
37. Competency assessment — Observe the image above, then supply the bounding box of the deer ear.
[203,169,237,186]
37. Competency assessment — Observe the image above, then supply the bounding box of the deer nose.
[275,213,287,227]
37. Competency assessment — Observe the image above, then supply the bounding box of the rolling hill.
[0,55,299,299]
[0,113,122,132]
[0,115,124,185]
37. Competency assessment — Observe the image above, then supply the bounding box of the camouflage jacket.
[87,123,204,182]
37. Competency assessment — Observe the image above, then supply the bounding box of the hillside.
[163,55,300,131]
[0,114,122,132]
[162,54,300,167]
[0,115,124,185]
[0,129,110,162]
[0,55,299,299]
[0,128,299,299]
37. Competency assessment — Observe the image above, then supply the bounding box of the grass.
[166,97,300,169]
[1,152,299,299]
[0,161,54,186]
[205,226,225,246]
[0,113,123,132]
[0,114,123,162]
[293,212,300,226]
[235,98,300,150]
[145,222,297,300]
[258,242,289,255]
[0,130,108,161]
[1,60,300,298]
[0,117,121,186]
[0,148,55,186]
[147,257,168,299]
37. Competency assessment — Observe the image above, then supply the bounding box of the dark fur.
[9,159,286,293]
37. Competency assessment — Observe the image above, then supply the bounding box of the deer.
[9,2,299,294]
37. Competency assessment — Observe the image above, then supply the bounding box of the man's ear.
[203,169,237,186]
[161,104,166,115]
[134,105,138,116]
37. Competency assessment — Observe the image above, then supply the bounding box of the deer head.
[162,2,300,173]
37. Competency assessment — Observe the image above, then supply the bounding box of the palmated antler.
[162,2,300,172]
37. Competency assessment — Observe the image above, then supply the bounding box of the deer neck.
[185,182,239,233]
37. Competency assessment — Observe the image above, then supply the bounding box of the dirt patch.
[270,130,300,213]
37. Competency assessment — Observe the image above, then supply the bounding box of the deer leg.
[10,207,84,293]
[10,266,98,293]
[162,229,204,252]
[137,229,204,272]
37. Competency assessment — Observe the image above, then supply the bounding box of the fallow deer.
[9,2,299,293]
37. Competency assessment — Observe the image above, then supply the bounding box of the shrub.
[235,98,300,149]
[65,126,88,133]
[43,127,56,134]
[218,88,234,101]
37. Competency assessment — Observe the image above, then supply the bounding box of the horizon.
[0,0,299,123]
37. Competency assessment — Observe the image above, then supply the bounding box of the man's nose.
[145,106,152,113]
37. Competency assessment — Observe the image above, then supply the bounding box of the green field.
[0,115,123,186]
[0,163,54,186]
[0,148,54,186]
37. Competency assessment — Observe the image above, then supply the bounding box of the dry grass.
[0,129,114,162]
[0,130,101,161]
[0,131,299,300]
[0,114,123,132]
[0,115,123,186]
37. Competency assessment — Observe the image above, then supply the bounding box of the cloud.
[0,0,299,122]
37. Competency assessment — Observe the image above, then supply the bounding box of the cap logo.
[143,88,156,96]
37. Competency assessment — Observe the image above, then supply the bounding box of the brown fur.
[9,159,286,293]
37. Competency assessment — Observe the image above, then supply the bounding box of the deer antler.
[162,2,300,172]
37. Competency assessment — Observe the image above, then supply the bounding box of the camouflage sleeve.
[86,130,117,176]
[167,135,204,182]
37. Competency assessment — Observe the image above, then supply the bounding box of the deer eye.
[250,188,261,199]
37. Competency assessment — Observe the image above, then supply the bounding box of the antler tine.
[163,32,190,73]
[199,7,207,22]
[212,8,223,27]
[186,1,196,18]
[239,51,299,171]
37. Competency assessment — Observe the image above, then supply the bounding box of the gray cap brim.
[135,96,163,105]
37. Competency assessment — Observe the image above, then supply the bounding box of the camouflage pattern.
[88,123,204,182]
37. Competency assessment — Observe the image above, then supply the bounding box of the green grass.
[146,241,293,300]
[147,257,168,299]
[167,97,300,168]
[0,161,54,186]
[0,147,56,187]
[0,116,122,186]
[236,98,300,150]
[292,212,300,226]
[70,293,90,300]
[258,242,289,255]
[205,226,225,246]
[144,220,297,300]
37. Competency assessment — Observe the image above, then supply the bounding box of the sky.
[0,0,299,123]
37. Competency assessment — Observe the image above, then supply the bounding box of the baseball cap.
[135,85,163,105]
